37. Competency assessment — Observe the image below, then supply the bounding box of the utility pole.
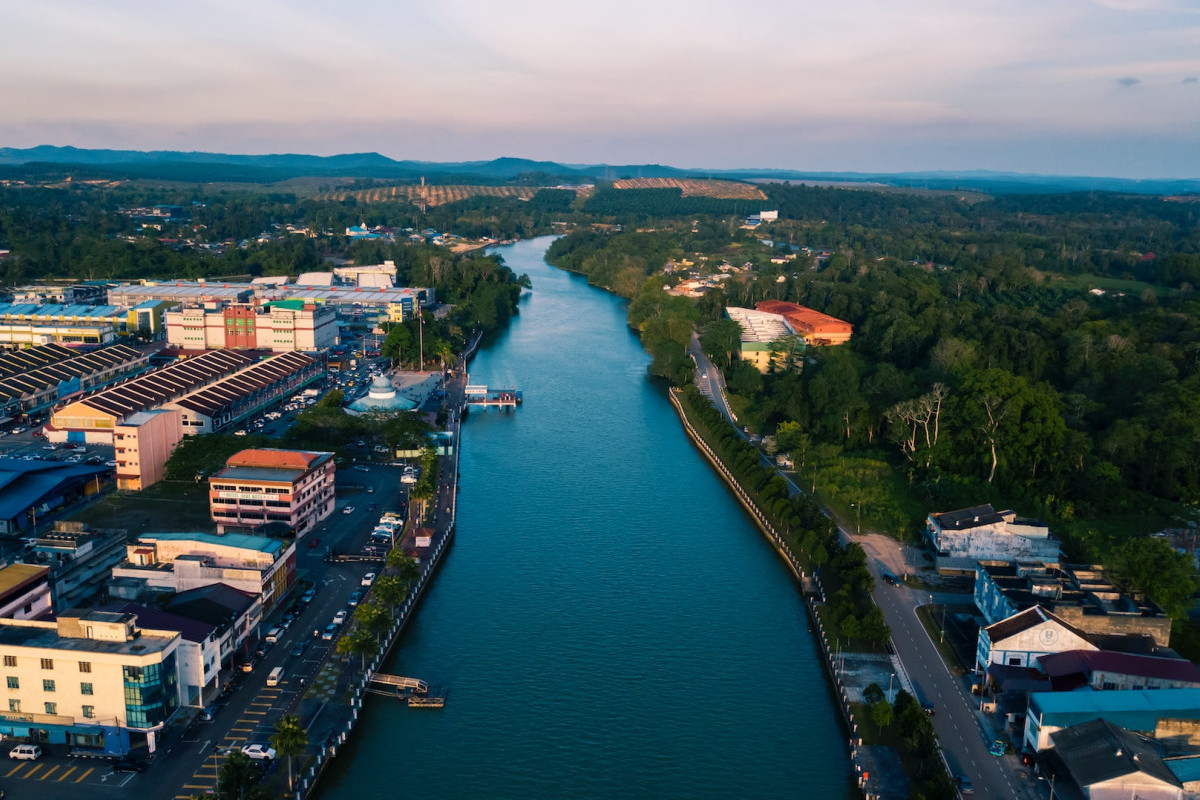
[418,309,424,372]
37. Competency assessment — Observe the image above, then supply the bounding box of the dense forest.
[544,186,1200,572]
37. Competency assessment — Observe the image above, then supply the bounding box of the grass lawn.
[67,480,217,533]
[813,452,928,540]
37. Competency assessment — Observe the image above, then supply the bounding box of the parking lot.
[2,753,138,789]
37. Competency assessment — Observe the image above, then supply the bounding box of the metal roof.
[0,458,112,521]
[168,352,316,418]
[76,349,252,418]
[0,344,144,403]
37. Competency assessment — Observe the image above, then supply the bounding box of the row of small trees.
[677,385,890,649]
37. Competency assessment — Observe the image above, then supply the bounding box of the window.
[6,677,17,690]
[40,658,53,670]
[43,679,55,692]
[2,656,14,667]
[7,700,18,712]
[78,662,91,673]
[82,705,95,719]
[1103,681,1118,690]
[44,702,56,715]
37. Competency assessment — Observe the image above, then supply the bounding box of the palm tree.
[348,627,379,670]
[270,714,308,792]
[374,574,407,611]
[354,601,391,641]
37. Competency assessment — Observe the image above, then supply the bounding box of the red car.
[307,537,321,549]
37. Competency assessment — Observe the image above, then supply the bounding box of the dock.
[464,375,522,410]
[365,672,446,707]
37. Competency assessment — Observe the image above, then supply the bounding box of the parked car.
[199,704,222,722]
[321,624,338,640]
[333,610,347,625]
[300,588,317,604]
[9,744,41,760]
[989,739,1008,757]
[342,506,355,515]
[241,744,277,761]
[111,757,147,773]
[957,775,975,795]
[290,639,309,658]
[362,572,376,586]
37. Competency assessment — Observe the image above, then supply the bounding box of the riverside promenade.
[275,335,480,799]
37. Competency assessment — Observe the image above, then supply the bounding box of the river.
[317,236,848,798]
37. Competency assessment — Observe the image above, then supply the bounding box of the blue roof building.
[1025,688,1200,752]
[0,458,112,534]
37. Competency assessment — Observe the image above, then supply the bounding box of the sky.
[1,0,1198,178]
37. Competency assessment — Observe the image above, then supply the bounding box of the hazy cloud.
[1185,76,1199,83]
[1116,77,1142,87]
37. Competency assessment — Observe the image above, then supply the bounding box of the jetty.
[464,375,522,410]
[365,672,446,707]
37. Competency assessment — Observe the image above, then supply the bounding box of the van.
[881,572,899,587]
[267,667,284,687]
[264,627,283,644]
[9,744,42,760]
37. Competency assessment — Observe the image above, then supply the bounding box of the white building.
[0,610,181,755]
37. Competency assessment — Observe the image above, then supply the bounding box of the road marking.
[5,764,24,777]
[37,764,61,780]
[243,709,266,716]
[24,764,45,778]
[75,767,94,782]
[184,783,212,790]
[57,766,77,781]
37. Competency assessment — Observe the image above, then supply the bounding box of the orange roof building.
[755,300,853,346]
[210,448,335,536]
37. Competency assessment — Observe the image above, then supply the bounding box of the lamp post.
[888,672,895,703]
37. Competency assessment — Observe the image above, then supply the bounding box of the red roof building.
[209,449,335,536]
[755,300,853,345]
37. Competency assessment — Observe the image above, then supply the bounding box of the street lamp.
[888,672,895,703]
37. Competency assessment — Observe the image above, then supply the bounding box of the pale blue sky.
[2,0,1198,177]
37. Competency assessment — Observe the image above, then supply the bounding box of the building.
[975,561,1171,646]
[264,285,433,324]
[209,449,335,536]
[976,605,1098,676]
[12,285,108,307]
[48,349,253,443]
[1037,650,1200,692]
[0,564,52,620]
[755,300,853,345]
[165,301,337,352]
[113,409,184,491]
[0,304,133,335]
[723,306,804,373]
[0,320,117,348]
[126,300,175,337]
[928,504,1060,568]
[107,281,255,308]
[98,602,220,708]
[0,343,150,421]
[333,261,398,287]
[165,583,261,677]
[34,525,129,612]
[111,531,296,612]
[1024,688,1200,752]
[1041,718,1183,800]
[0,609,181,755]
[164,351,324,434]
[0,459,112,535]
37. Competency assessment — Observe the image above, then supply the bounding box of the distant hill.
[1,145,1197,195]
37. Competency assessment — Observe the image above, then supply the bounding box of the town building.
[0,564,52,620]
[164,301,338,352]
[0,303,133,336]
[1037,650,1200,693]
[99,602,220,708]
[755,300,853,345]
[163,351,324,434]
[264,285,433,324]
[0,319,117,348]
[0,609,181,755]
[1040,718,1184,799]
[976,605,1098,676]
[164,583,261,677]
[1024,688,1200,752]
[724,306,804,373]
[48,349,253,443]
[111,531,296,612]
[34,525,129,612]
[12,285,108,307]
[107,281,255,308]
[928,504,1060,568]
[333,261,398,287]
[975,561,1171,646]
[0,459,112,535]
[0,342,150,422]
[113,409,184,491]
[209,449,335,536]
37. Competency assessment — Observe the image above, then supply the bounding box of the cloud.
[1185,76,1199,83]
[1116,77,1142,87]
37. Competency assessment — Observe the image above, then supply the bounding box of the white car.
[332,610,347,625]
[241,744,277,761]
[342,506,355,515]
[362,572,376,586]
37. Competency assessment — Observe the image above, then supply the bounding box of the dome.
[367,375,396,400]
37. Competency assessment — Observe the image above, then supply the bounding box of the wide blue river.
[319,237,848,798]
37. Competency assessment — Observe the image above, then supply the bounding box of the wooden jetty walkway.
[365,672,446,708]
[464,375,522,410]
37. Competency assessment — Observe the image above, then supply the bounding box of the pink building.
[209,449,335,535]
[114,408,184,491]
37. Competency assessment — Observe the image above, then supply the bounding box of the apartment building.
[209,449,335,537]
[113,409,184,491]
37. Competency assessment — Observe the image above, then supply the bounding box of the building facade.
[928,504,1060,563]
[164,301,338,352]
[209,449,335,536]
[113,409,184,491]
[0,610,181,755]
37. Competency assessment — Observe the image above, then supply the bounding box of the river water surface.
[318,237,848,798]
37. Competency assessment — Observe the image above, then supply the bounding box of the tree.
[699,318,742,370]
[216,751,269,800]
[374,574,408,610]
[1107,536,1200,619]
[355,601,392,640]
[270,714,308,792]
[347,627,379,670]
